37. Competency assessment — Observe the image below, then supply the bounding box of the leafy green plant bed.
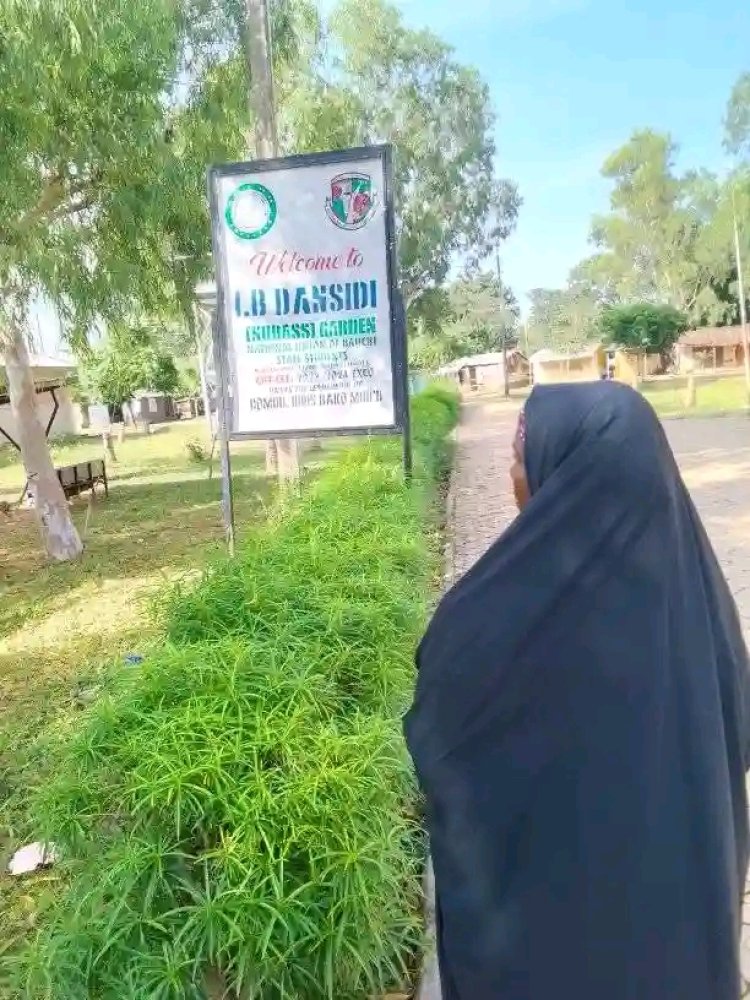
[17,386,459,1000]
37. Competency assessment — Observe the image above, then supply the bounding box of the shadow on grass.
[0,439,343,699]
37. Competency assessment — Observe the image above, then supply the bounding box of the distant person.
[406,381,750,1000]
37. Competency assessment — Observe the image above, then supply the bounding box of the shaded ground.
[421,398,750,998]
[0,423,273,722]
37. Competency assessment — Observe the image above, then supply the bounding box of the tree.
[0,0,316,558]
[582,131,732,325]
[725,72,750,160]
[599,303,688,367]
[0,0,185,560]
[82,326,179,423]
[409,272,518,370]
[526,284,602,354]
[277,0,520,312]
[447,272,518,353]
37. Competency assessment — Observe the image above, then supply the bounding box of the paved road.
[420,399,750,998]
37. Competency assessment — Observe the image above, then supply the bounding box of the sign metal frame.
[207,144,409,444]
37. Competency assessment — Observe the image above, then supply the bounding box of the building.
[0,354,81,447]
[128,391,178,425]
[677,326,748,372]
[612,349,663,386]
[530,345,606,385]
[438,350,530,393]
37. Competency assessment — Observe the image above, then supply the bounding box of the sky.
[390,0,750,311]
[37,0,750,351]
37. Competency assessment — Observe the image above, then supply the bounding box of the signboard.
[208,146,406,439]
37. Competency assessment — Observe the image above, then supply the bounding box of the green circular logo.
[225,182,277,240]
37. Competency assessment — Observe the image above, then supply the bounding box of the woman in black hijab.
[405,381,750,1000]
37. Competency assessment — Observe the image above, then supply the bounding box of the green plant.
[185,438,207,464]
[599,302,688,368]
[82,326,180,410]
[21,386,459,999]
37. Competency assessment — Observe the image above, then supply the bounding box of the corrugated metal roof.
[530,344,601,363]
[679,326,746,348]
[438,349,525,375]
[0,354,76,371]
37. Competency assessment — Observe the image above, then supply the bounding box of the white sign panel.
[209,147,403,437]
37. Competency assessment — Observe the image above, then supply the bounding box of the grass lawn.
[0,420,336,979]
[641,373,750,417]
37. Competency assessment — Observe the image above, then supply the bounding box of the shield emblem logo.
[325,172,377,230]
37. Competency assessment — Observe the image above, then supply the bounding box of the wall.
[679,344,745,372]
[0,386,81,445]
[532,355,602,385]
[614,350,661,386]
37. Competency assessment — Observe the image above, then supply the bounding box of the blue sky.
[39,0,750,351]
[392,0,750,310]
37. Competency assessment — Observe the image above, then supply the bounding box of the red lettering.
[246,247,364,276]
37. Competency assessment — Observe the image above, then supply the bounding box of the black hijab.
[405,381,750,1000]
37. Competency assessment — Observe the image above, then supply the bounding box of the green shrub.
[417,380,460,426]
[22,386,458,1000]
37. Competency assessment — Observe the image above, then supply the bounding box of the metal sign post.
[212,313,236,555]
[394,290,413,482]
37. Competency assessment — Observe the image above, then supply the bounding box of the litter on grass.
[8,841,59,876]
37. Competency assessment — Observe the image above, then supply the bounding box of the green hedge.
[22,386,459,1000]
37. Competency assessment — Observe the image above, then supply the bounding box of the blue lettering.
[275,288,291,315]
[251,289,266,318]
[293,287,312,314]
[328,284,344,312]
[311,285,328,314]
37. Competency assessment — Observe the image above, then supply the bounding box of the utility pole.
[731,183,750,404]
[243,0,300,480]
[495,248,510,399]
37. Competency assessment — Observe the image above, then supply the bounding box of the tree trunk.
[244,0,300,483]
[265,438,279,474]
[80,402,90,430]
[196,335,214,441]
[4,324,83,561]
[685,371,697,409]
[102,432,118,463]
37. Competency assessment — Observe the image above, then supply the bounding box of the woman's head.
[511,381,674,509]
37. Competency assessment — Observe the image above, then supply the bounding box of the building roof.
[530,344,601,364]
[0,353,77,390]
[679,325,747,348]
[438,349,526,375]
[0,353,76,370]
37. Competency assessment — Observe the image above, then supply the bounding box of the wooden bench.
[20,459,109,508]
[56,459,109,500]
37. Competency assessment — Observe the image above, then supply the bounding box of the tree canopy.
[410,272,518,370]
[278,0,520,311]
[578,131,733,325]
[526,82,750,355]
[598,303,688,360]
[82,326,180,410]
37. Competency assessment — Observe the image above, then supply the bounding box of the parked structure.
[612,349,663,386]
[0,354,81,446]
[530,345,605,385]
[677,326,747,372]
[438,349,530,393]
[128,391,178,426]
